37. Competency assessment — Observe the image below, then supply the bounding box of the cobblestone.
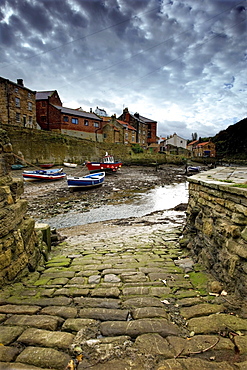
[0,215,247,369]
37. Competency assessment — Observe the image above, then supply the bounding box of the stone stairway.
[0,214,247,369]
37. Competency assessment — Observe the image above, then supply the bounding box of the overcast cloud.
[0,0,246,139]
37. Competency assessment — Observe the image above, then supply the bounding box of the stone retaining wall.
[0,129,45,286]
[183,173,247,296]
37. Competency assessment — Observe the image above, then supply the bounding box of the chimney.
[90,108,92,113]
[17,79,24,86]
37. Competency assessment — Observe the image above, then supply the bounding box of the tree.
[192,132,198,141]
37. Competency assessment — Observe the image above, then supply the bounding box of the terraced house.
[0,77,36,128]
[36,91,103,141]
[118,107,157,148]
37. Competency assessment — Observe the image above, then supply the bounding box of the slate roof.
[52,105,101,120]
[36,91,56,100]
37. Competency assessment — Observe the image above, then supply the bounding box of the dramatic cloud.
[0,0,246,139]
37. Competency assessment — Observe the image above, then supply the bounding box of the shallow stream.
[40,182,188,229]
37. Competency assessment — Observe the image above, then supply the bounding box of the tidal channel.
[40,182,189,230]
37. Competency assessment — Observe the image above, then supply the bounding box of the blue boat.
[22,168,66,181]
[67,172,105,189]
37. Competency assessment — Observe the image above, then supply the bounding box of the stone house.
[36,91,103,141]
[0,77,36,128]
[102,116,137,144]
[187,140,216,157]
[118,108,157,148]
[160,133,187,154]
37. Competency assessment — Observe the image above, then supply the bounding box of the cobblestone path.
[0,213,247,369]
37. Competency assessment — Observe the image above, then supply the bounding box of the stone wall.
[183,171,247,296]
[0,129,44,286]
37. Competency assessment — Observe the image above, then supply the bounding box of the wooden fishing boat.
[187,166,201,173]
[22,168,66,182]
[11,164,25,170]
[63,162,78,168]
[39,163,54,169]
[85,153,122,174]
[67,172,105,189]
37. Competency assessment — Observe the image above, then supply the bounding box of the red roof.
[117,120,136,131]
[187,140,199,146]
[197,141,209,147]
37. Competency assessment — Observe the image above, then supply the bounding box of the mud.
[17,164,188,220]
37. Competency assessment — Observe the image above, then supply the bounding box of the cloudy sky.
[0,0,246,139]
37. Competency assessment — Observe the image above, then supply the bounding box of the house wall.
[147,122,157,145]
[0,78,36,128]
[166,134,187,149]
[183,174,247,296]
[36,93,62,130]
[118,109,147,147]
[193,143,216,157]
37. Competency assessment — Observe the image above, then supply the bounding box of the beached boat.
[63,162,78,168]
[187,166,201,172]
[85,153,122,174]
[11,164,25,170]
[67,172,105,189]
[39,163,54,169]
[22,168,66,182]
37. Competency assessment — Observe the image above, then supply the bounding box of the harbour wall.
[0,129,48,286]
[183,168,247,296]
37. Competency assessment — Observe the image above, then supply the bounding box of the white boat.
[63,162,77,168]
[22,168,66,182]
[67,172,105,189]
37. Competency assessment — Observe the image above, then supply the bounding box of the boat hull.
[39,163,54,168]
[63,162,77,168]
[22,168,66,181]
[85,162,122,174]
[67,172,105,189]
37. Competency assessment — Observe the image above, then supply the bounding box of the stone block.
[100,318,180,338]
[16,346,70,370]
[4,314,61,331]
[35,223,51,251]
[18,327,75,350]
[79,308,129,321]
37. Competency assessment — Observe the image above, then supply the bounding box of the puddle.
[40,182,188,229]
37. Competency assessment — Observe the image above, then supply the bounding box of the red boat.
[39,163,54,169]
[85,153,122,174]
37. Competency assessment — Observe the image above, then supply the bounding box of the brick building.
[0,77,36,128]
[36,91,103,141]
[118,107,157,148]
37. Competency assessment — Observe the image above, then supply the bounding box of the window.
[28,92,31,98]
[42,102,46,107]
[84,120,89,126]
[103,133,107,138]
[28,116,33,125]
[41,116,47,122]
[72,118,78,124]
[15,97,20,107]
[132,134,135,142]
[16,113,20,122]
[63,116,69,122]
[94,122,99,128]
[28,102,32,111]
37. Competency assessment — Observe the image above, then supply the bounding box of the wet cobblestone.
[0,213,247,369]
